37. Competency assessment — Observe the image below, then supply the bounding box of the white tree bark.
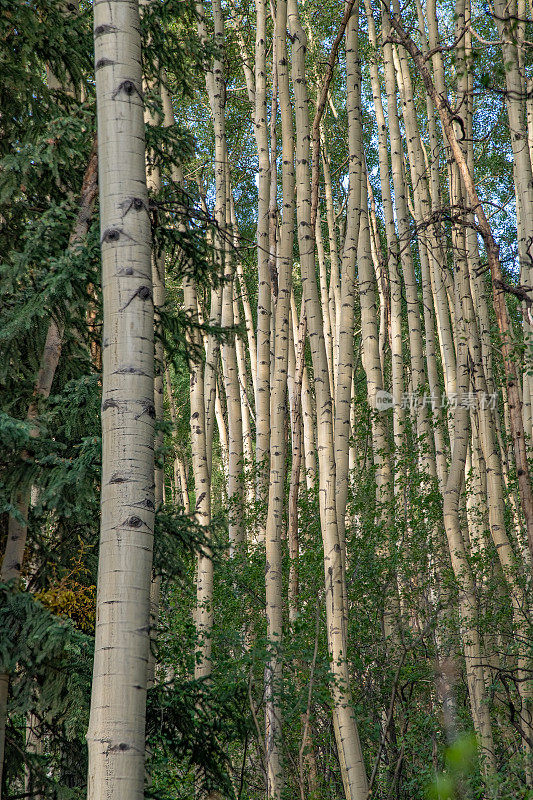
[86,1,155,797]
[287,3,368,797]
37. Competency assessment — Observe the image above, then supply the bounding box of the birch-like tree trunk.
[86,1,155,796]
[262,2,295,792]
[254,0,272,521]
[287,2,368,796]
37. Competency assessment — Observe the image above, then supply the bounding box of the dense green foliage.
[1,0,533,798]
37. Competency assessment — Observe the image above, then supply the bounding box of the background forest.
[1,0,533,798]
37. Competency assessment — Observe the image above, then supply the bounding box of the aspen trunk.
[86,0,155,796]
[441,267,496,777]
[196,0,227,480]
[382,8,437,484]
[290,294,317,489]
[288,311,306,625]
[186,275,214,680]
[221,189,245,553]
[364,0,407,482]
[262,2,295,792]
[142,66,165,693]
[334,7,363,645]
[254,0,272,518]
[288,2,368,796]
[165,366,190,512]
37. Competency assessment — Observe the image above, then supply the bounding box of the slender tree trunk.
[334,7,363,645]
[288,2,368,796]
[165,365,190,512]
[254,0,272,522]
[288,312,306,625]
[196,0,226,482]
[262,3,295,793]
[221,175,245,553]
[442,289,496,777]
[142,64,165,693]
[290,294,317,489]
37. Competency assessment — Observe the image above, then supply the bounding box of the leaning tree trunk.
[86,1,155,797]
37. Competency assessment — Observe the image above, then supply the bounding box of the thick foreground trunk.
[86,1,155,798]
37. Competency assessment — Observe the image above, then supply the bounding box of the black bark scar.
[112,80,143,100]
[119,285,153,311]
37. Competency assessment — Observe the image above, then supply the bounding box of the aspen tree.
[287,1,368,795]
[492,0,533,452]
[262,2,295,792]
[334,8,363,626]
[187,272,214,678]
[161,81,218,687]
[322,140,342,388]
[288,312,322,800]
[86,0,155,795]
[175,187,213,678]
[228,193,257,490]
[141,59,166,692]
[196,0,226,478]
[316,212,336,401]
[160,87,192,519]
[391,37,449,481]
[164,365,190,512]
[364,0,407,478]
[302,20,340,393]
[367,177,390,383]
[254,0,272,516]
[381,8,438,485]
[220,215,245,553]
[442,259,496,776]
[233,285,255,508]
[288,312,306,625]
[290,293,318,489]
[235,259,258,399]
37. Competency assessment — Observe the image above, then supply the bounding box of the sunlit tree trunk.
[186,274,214,679]
[364,0,407,486]
[382,7,437,484]
[492,0,533,444]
